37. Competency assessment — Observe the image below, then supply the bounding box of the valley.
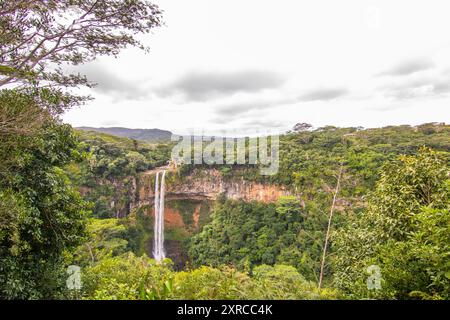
[1,0,449,304]
[58,123,450,299]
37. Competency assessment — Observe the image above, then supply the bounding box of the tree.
[0,123,89,299]
[293,122,313,132]
[0,89,52,177]
[0,0,163,299]
[332,148,450,299]
[0,89,49,136]
[374,206,449,299]
[82,252,173,300]
[0,0,162,112]
[71,218,129,266]
[172,266,250,300]
[188,198,304,271]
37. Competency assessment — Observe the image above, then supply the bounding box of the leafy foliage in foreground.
[0,111,88,298]
[80,253,339,300]
[332,148,450,299]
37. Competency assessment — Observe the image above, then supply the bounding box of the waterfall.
[153,170,166,262]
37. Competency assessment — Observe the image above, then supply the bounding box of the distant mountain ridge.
[76,126,173,142]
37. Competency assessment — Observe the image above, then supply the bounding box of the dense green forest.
[176,123,449,288]
[73,125,449,300]
[0,0,449,301]
[3,116,448,299]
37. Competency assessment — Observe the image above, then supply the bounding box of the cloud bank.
[155,70,286,102]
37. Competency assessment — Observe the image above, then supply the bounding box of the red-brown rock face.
[137,168,292,207]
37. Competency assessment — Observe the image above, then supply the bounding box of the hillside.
[76,126,173,142]
[66,123,450,284]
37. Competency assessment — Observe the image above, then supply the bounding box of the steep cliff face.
[136,168,292,207]
[133,167,293,268]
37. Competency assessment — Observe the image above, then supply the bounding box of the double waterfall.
[153,170,166,262]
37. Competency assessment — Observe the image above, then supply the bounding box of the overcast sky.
[63,0,450,135]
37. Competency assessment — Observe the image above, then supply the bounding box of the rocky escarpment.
[136,168,293,207]
[131,168,296,269]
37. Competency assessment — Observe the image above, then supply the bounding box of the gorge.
[137,167,294,268]
[62,124,449,300]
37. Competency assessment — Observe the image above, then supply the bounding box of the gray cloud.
[432,80,450,94]
[298,88,349,102]
[211,107,288,130]
[100,120,120,127]
[379,75,450,100]
[215,97,293,117]
[377,58,435,77]
[80,64,150,100]
[156,70,286,102]
[212,87,349,123]
[243,119,286,129]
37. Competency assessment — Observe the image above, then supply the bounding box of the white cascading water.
[153,170,166,262]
